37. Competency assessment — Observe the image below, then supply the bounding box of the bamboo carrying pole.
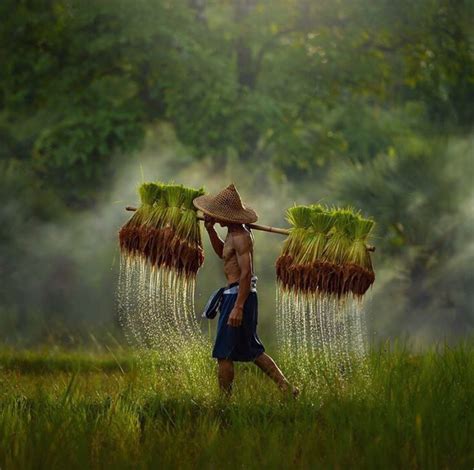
[124,206,376,252]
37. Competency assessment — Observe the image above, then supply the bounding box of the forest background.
[1,0,473,348]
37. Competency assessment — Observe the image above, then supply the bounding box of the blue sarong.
[210,276,265,362]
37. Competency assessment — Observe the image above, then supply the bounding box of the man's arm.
[227,231,253,327]
[204,215,224,258]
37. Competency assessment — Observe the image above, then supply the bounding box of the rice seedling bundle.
[119,183,205,278]
[276,204,375,386]
[117,182,207,353]
[118,182,158,256]
[276,204,375,298]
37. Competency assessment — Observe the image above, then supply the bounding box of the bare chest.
[222,236,236,261]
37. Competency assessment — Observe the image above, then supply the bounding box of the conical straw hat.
[193,184,258,224]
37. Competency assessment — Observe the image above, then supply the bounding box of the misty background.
[1,0,473,349]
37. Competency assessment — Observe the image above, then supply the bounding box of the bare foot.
[280,382,300,399]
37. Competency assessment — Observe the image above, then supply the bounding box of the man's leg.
[217,358,234,395]
[254,352,299,397]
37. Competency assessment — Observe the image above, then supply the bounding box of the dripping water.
[276,285,370,390]
[117,253,211,386]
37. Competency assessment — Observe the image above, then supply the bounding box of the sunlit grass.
[0,340,473,468]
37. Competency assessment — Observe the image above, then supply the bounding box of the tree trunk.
[233,0,258,90]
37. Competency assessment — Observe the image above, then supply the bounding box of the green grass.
[0,341,473,469]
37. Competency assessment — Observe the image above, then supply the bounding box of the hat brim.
[193,195,258,224]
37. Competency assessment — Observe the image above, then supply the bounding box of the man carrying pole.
[194,184,299,397]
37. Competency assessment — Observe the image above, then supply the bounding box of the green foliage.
[1,0,472,203]
[0,342,473,468]
[330,134,474,324]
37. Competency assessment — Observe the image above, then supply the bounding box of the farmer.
[193,184,299,397]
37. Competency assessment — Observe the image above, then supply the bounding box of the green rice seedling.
[324,208,359,265]
[139,183,168,265]
[118,184,206,353]
[277,205,332,292]
[142,183,167,228]
[276,204,376,298]
[181,186,205,211]
[286,205,313,256]
[119,182,206,277]
[287,204,313,229]
[140,183,164,230]
[347,217,375,269]
[176,187,205,240]
[139,182,161,207]
[176,187,205,245]
[320,208,360,296]
[163,184,186,230]
[297,209,333,265]
[174,186,205,275]
[1,341,472,469]
[276,205,313,289]
[319,208,376,297]
[344,216,376,296]
[154,183,203,276]
[119,183,159,256]
[296,210,336,292]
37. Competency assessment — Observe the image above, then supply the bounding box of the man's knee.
[253,352,268,365]
[218,359,233,373]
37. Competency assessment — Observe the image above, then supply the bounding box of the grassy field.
[0,341,473,469]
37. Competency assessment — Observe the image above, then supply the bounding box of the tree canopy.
[1,0,472,205]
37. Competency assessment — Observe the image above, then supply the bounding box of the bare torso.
[222,227,254,284]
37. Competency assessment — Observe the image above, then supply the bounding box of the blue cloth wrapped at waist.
[223,275,258,295]
[204,275,265,362]
[201,276,258,319]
